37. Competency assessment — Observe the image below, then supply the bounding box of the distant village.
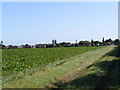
[0,38,120,49]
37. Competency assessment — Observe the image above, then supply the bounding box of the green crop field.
[2,46,102,76]
[3,46,119,88]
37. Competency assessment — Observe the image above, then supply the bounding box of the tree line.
[0,38,120,49]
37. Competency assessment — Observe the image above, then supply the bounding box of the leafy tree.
[1,41,3,44]
[8,45,13,49]
[114,39,119,45]
[105,39,113,43]
[79,41,90,46]
[25,44,29,46]
[59,42,70,47]
[104,38,113,45]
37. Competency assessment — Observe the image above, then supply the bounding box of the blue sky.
[2,2,118,45]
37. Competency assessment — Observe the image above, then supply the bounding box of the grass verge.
[53,46,120,88]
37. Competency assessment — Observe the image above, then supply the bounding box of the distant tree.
[105,38,113,45]
[8,45,13,49]
[91,39,94,46]
[114,39,119,45]
[24,44,31,48]
[1,41,3,44]
[25,44,29,46]
[79,41,90,46]
[79,41,83,46]
[46,44,53,48]
[84,41,90,46]
[105,39,113,43]
[59,42,70,47]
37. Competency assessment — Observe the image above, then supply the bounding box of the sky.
[2,2,118,45]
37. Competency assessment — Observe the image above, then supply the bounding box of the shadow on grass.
[108,45,120,57]
[53,46,120,88]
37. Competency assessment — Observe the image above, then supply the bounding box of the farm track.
[52,46,120,88]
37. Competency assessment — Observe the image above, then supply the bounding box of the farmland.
[3,46,117,88]
[2,46,102,76]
